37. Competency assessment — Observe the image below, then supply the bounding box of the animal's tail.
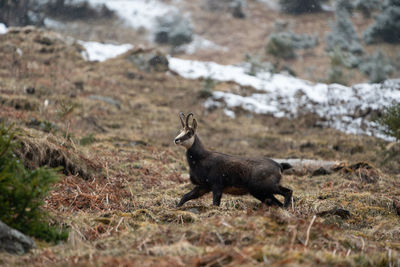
[280,162,292,171]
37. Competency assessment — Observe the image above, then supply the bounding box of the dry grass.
[0,27,399,266]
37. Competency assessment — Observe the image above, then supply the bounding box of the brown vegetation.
[0,27,399,266]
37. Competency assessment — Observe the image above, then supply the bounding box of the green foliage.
[0,124,68,242]
[198,77,216,99]
[279,0,325,14]
[364,0,400,44]
[377,103,400,141]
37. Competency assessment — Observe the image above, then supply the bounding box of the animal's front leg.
[212,186,223,206]
[177,186,210,207]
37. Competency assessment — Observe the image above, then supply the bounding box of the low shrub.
[266,32,318,59]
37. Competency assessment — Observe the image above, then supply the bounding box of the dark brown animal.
[174,112,293,208]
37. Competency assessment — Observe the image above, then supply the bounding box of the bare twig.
[215,232,224,245]
[305,215,316,247]
[115,217,124,232]
[346,249,351,257]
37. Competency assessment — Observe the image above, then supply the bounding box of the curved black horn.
[179,112,186,128]
[185,112,194,127]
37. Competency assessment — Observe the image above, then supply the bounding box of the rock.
[311,167,331,177]
[231,0,246,18]
[154,11,193,47]
[317,207,351,219]
[148,55,169,72]
[25,87,35,95]
[274,158,341,176]
[88,95,121,109]
[126,48,169,72]
[0,220,35,254]
[203,0,246,18]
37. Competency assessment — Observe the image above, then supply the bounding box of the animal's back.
[209,153,282,186]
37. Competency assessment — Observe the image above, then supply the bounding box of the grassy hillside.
[0,27,399,266]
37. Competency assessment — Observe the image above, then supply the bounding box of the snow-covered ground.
[168,57,400,141]
[78,41,133,62]
[87,0,177,30]
[0,23,7,34]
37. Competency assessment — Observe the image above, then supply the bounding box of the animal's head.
[174,112,197,149]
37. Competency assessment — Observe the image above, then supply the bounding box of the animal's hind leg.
[249,188,279,207]
[276,185,292,208]
[212,186,223,206]
[268,195,284,207]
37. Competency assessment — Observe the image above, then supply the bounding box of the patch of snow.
[0,23,8,34]
[44,18,65,30]
[169,57,400,140]
[16,48,23,56]
[224,109,236,118]
[87,0,176,31]
[177,35,227,54]
[78,40,133,62]
[321,3,335,12]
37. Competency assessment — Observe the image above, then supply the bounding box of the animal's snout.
[174,138,180,144]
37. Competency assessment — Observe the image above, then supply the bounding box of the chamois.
[174,112,293,208]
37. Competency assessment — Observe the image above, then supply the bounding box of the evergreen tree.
[364,0,400,43]
[0,124,68,242]
[354,0,381,18]
[326,0,363,67]
[378,103,400,141]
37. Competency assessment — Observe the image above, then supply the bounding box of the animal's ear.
[186,112,194,128]
[179,112,186,128]
[192,118,197,132]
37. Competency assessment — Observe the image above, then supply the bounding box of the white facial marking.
[174,129,195,149]
[175,130,186,140]
[181,135,195,149]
